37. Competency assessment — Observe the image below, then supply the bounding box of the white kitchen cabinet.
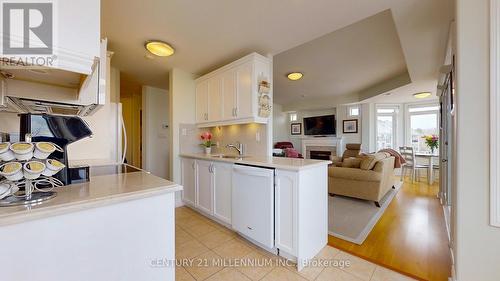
[0,0,100,75]
[222,69,237,120]
[235,62,254,119]
[208,76,223,122]
[212,162,232,224]
[275,170,298,255]
[196,160,214,215]
[180,155,329,272]
[195,53,271,127]
[181,158,196,207]
[196,80,209,123]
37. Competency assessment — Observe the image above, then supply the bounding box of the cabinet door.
[196,80,209,123]
[235,62,254,119]
[213,162,232,224]
[196,160,214,215]
[222,69,237,120]
[181,158,196,207]
[275,170,297,255]
[208,76,223,122]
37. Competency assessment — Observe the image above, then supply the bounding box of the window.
[376,106,398,150]
[407,104,439,153]
[289,112,297,122]
[348,106,360,117]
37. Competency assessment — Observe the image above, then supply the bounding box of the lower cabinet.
[181,158,196,207]
[275,169,297,255]
[212,162,232,224]
[181,158,232,225]
[196,160,214,215]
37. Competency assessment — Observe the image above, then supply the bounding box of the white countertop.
[0,172,182,226]
[180,153,332,171]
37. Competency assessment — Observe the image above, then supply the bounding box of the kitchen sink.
[210,154,249,159]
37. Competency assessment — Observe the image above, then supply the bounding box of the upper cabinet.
[195,53,272,127]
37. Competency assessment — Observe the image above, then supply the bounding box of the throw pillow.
[342,157,362,168]
[359,152,388,170]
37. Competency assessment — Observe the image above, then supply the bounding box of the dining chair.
[399,146,428,183]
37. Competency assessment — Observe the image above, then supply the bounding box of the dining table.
[415,152,440,184]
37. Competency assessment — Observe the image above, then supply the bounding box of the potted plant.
[422,135,439,154]
[200,132,215,154]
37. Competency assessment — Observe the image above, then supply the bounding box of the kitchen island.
[180,153,331,271]
[0,170,182,281]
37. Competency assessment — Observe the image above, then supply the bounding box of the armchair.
[331,143,362,166]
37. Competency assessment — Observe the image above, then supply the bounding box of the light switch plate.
[256,132,261,142]
[181,128,187,136]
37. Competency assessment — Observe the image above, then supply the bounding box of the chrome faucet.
[226,142,244,155]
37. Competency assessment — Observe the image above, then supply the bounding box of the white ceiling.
[273,10,409,106]
[102,0,454,105]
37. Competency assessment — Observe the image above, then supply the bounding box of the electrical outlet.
[181,128,187,136]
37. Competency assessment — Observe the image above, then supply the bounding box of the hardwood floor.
[328,177,451,281]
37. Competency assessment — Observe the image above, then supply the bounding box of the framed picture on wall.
[291,123,302,135]
[343,119,358,134]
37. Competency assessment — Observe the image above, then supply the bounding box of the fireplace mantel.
[302,137,344,159]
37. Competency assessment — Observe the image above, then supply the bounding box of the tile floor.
[175,206,416,281]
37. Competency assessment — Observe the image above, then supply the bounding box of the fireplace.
[310,151,332,160]
[302,137,344,160]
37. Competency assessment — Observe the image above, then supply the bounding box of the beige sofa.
[328,153,396,207]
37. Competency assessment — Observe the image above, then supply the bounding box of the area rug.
[328,181,403,245]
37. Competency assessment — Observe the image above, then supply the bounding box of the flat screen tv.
[303,115,336,136]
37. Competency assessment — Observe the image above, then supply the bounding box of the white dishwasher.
[232,164,275,249]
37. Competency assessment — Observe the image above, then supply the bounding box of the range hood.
[5,96,99,116]
[0,39,107,117]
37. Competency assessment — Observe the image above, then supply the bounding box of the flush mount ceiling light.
[287,72,303,81]
[145,40,175,57]
[413,92,432,99]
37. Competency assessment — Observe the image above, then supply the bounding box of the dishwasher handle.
[233,165,274,177]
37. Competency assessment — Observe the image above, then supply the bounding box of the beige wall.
[120,76,143,167]
[207,123,268,156]
[455,0,500,280]
[142,86,169,179]
[67,66,121,164]
[168,68,196,185]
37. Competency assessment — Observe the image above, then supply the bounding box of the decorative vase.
[204,147,211,155]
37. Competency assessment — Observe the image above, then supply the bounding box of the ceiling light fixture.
[145,40,175,57]
[413,92,432,99]
[287,72,303,81]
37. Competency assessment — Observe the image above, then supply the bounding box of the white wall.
[335,104,362,149]
[272,103,289,144]
[142,86,169,179]
[361,103,376,152]
[455,0,500,280]
[168,68,196,205]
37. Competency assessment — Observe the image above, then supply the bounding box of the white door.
[208,76,222,121]
[235,62,253,119]
[275,170,297,254]
[213,162,232,224]
[232,165,274,249]
[196,160,213,215]
[181,158,196,207]
[222,69,237,120]
[196,80,209,123]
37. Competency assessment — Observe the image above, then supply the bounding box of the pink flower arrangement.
[422,134,439,152]
[200,132,214,148]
